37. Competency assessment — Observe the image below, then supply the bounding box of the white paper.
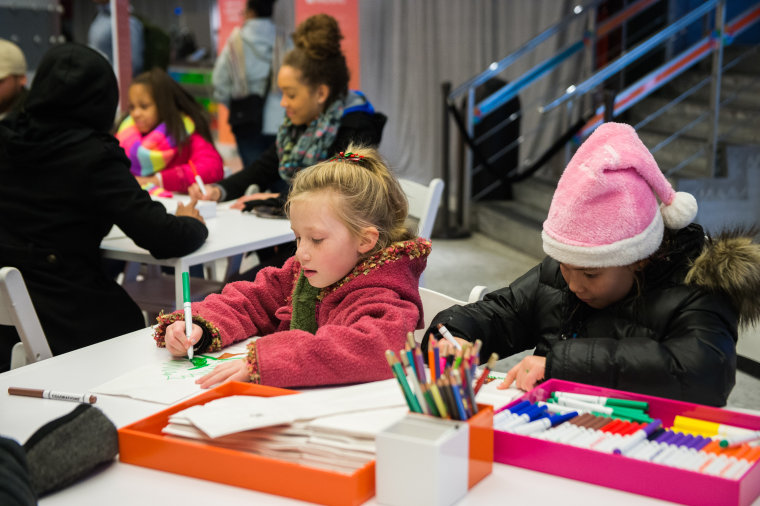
[91,340,252,404]
[474,370,525,410]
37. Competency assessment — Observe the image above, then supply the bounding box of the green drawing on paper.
[161,354,243,380]
[189,356,208,369]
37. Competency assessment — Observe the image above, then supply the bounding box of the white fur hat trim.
[542,211,664,268]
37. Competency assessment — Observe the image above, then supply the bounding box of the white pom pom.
[660,191,698,229]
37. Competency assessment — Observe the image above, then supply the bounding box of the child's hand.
[436,336,470,357]
[196,360,249,389]
[164,320,202,357]
[230,192,281,211]
[175,198,205,224]
[499,355,546,391]
[189,183,221,202]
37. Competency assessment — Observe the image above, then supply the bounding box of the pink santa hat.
[542,122,698,268]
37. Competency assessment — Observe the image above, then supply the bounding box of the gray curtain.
[360,0,589,186]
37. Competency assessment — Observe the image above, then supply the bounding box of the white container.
[375,414,469,506]
[195,200,217,219]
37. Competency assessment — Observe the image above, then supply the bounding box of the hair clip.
[330,151,365,162]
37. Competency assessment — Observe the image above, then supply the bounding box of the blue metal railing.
[442,0,760,233]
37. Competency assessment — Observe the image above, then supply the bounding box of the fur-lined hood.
[686,228,760,327]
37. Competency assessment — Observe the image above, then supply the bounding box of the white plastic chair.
[0,267,53,369]
[399,177,444,240]
[414,285,487,344]
[400,177,444,287]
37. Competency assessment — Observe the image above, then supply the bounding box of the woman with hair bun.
[191,13,387,207]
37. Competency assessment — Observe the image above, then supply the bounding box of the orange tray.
[118,382,375,506]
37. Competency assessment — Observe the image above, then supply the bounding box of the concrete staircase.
[472,45,760,257]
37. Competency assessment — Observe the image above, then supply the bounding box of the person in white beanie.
[423,122,760,407]
[0,38,27,121]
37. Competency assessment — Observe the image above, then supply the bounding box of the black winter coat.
[425,225,740,407]
[0,44,208,369]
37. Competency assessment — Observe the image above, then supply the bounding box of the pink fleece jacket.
[158,132,224,193]
[154,238,431,388]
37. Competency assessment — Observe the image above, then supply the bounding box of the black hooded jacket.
[0,43,207,368]
[423,225,752,407]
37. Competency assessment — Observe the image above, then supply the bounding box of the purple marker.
[652,432,688,464]
[664,434,698,468]
[635,430,676,461]
[613,419,663,455]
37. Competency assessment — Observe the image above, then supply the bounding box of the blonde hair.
[286,144,414,257]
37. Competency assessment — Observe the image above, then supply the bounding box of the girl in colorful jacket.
[154,144,431,388]
[425,122,760,407]
[116,68,224,193]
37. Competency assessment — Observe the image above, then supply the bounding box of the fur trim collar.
[685,228,760,326]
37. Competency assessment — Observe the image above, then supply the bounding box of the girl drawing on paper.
[154,145,430,388]
[116,68,224,193]
[425,122,760,407]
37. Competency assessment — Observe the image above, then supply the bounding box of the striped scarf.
[116,115,195,176]
[276,97,344,183]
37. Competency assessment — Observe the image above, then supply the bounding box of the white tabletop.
[1,329,757,506]
[100,198,294,308]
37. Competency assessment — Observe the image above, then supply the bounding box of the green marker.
[182,271,194,360]
[552,391,649,411]
[386,351,422,413]
[610,406,652,424]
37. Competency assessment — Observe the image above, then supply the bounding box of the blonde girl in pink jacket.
[155,144,431,388]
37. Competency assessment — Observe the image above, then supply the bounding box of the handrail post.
[440,81,452,235]
[462,87,476,231]
[604,88,616,122]
[707,0,725,178]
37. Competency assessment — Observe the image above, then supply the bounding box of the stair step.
[511,177,556,211]
[636,130,710,177]
[473,200,546,259]
[660,71,760,109]
[629,96,760,145]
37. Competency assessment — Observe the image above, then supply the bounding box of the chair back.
[0,267,53,368]
[400,178,444,240]
[415,285,487,343]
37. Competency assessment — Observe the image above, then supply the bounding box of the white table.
[100,198,294,309]
[3,329,757,505]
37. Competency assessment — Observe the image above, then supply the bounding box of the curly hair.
[282,14,350,110]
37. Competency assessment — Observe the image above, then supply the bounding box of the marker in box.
[512,411,578,436]
[496,404,548,431]
[719,429,760,448]
[614,419,663,455]
[673,415,758,439]
[552,391,649,411]
[552,397,652,423]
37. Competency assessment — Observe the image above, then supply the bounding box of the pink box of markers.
[493,379,760,506]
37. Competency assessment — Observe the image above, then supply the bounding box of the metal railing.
[442,0,760,233]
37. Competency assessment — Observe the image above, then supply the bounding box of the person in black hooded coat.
[0,43,208,371]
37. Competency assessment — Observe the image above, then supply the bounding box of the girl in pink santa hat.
[424,122,760,407]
